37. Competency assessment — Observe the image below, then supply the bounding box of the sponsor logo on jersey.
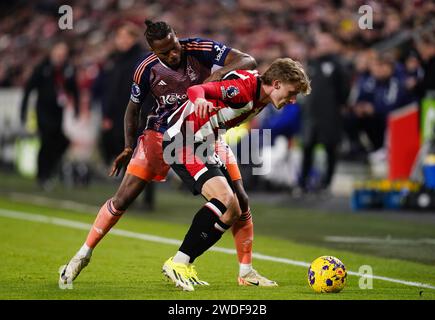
[214,44,227,62]
[159,93,188,105]
[158,80,167,86]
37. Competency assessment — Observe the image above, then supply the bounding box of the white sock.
[173,251,190,264]
[239,263,253,277]
[77,243,93,257]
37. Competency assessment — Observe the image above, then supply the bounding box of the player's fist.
[109,147,133,177]
[194,98,217,119]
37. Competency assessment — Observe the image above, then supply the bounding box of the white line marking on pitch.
[8,192,99,214]
[1,208,435,290]
[325,235,435,246]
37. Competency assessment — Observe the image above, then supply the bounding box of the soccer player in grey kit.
[60,20,277,288]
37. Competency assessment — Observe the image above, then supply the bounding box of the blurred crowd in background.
[0,0,434,194]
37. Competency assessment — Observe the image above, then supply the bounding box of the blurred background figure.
[92,22,155,210]
[19,41,79,190]
[0,0,432,200]
[253,102,301,191]
[341,49,376,161]
[414,25,435,102]
[299,32,350,193]
[94,23,143,167]
[401,50,424,106]
[347,53,408,154]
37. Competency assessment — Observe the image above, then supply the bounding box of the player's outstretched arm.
[124,100,140,149]
[109,100,139,176]
[204,48,257,83]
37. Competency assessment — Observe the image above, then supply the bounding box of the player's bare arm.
[109,100,139,176]
[124,100,141,149]
[203,48,257,83]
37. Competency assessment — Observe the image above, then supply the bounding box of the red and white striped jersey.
[166,70,266,141]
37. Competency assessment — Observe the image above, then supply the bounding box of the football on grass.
[308,256,347,293]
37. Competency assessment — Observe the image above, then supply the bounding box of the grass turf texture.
[1,197,434,300]
[2,171,435,265]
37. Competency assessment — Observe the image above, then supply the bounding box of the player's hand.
[194,98,217,119]
[109,147,133,177]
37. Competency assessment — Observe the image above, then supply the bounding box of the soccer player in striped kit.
[161,59,311,291]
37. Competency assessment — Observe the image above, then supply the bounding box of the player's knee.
[217,194,240,224]
[215,190,235,210]
[227,194,243,221]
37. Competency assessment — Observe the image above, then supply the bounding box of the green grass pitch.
[1,196,435,300]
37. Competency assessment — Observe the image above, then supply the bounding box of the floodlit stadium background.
[0,0,435,300]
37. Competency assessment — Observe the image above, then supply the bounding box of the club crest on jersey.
[187,65,198,81]
[131,83,141,97]
[222,85,239,99]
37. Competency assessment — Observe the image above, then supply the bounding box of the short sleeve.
[214,72,258,108]
[182,38,231,70]
[130,54,157,104]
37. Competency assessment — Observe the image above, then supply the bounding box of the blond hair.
[261,58,311,95]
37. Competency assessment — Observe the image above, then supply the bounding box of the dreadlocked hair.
[144,20,172,44]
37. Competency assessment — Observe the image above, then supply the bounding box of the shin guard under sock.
[179,198,230,263]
